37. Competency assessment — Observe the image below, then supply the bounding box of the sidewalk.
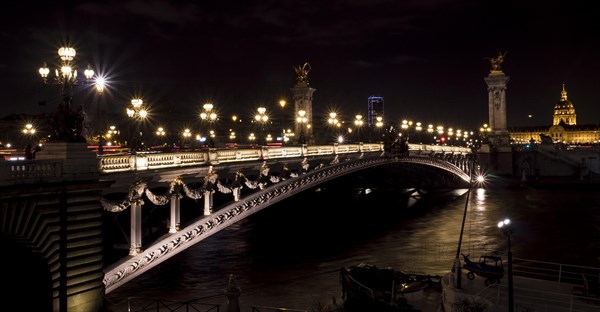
[441,271,600,312]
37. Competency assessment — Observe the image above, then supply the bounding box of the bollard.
[224,274,241,312]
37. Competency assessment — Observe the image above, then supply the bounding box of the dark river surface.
[104,168,600,311]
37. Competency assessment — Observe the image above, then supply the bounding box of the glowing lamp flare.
[498,218,511,228]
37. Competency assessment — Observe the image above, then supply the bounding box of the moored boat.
[340,263,441,311]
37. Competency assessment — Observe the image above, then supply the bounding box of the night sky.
[1,0,599,132]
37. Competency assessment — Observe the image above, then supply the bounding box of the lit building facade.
[509,85,600,144]
[367,96,384,127]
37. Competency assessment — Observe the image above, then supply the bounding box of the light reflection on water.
[106,175,600,310]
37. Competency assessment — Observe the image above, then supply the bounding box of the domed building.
[509,84,600,145]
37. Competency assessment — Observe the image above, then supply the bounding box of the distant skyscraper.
[367,96,384,127]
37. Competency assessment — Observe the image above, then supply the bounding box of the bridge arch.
[103,154,472,293]
[0,234,52,311]
[0,181,110,312]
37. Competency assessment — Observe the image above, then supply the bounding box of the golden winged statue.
[294,62,311,84]
[485,51,508,73]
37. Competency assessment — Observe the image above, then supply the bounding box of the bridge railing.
[0,143,472,182]
[98,143,392,173]
[0,159,63,186]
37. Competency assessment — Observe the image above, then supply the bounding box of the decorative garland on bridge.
[101,160,309,213]
[100,152,470,213]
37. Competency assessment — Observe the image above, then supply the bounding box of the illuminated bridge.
[0,142,473,311]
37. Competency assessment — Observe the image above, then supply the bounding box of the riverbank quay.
[105,291,444,312]
[441,260,600,312]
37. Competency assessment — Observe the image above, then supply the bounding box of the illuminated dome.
[553,84,576,125]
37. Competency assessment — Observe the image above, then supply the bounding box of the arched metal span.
[103,154,472,293]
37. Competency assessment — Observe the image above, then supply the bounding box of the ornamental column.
[484,52,510,147]
[169,185,181,233]
[481,52,513,176]
[129,200,142,256]
[291,63,316,145]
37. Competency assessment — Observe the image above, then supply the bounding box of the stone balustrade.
[1,143,472,183]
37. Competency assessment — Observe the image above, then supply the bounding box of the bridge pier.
[0,180,111,312]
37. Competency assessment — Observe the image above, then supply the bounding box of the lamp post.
[375,116,384,142]
[453,156,476,290]
[328,112,339,144]
[94,77,106,146]
[498,218,514,312]
[182,128,192,150]
[436,125,445,145]
[480,123,491,143]
[401,119,414,141]
[296,110,307,145]
[279,100,286,142]
[354,114,364,143]
[200,103,217,148]
[22,123,37,153]
[22,123,37,136]
[155,127,166,148]
[38,45,103,142]
[231,115,238,145]
[105,125,119,146]
[126,98,148,154]
[255,107,269,146]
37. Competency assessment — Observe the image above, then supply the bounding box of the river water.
[104,168,600,311]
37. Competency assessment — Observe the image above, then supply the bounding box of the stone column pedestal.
[36,142,99,181]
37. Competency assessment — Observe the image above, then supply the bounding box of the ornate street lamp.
[126,98,148,154]
[480,123,491,143]
[230,115,238,144]
[354,114,364,143]
[22,123,37,135]
[200,103,217,147]
[328,112,339,143]
[279,100,286,141]
[296,110,308,145]
[91,76,108,152]
[155,127,166,148]
[38,45,103,142]
[104,125,119,146]
[255,107,269,145]
[375,116,384,142]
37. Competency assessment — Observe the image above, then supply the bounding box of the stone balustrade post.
[169,193,180,233]
[204,191,213,215]
[129,200,142,256]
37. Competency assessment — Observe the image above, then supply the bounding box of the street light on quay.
[296,109,308,145]
[498,218,514,312]
[126,98,148,154]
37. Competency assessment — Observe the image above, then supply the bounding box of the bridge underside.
[381,162,471,189]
